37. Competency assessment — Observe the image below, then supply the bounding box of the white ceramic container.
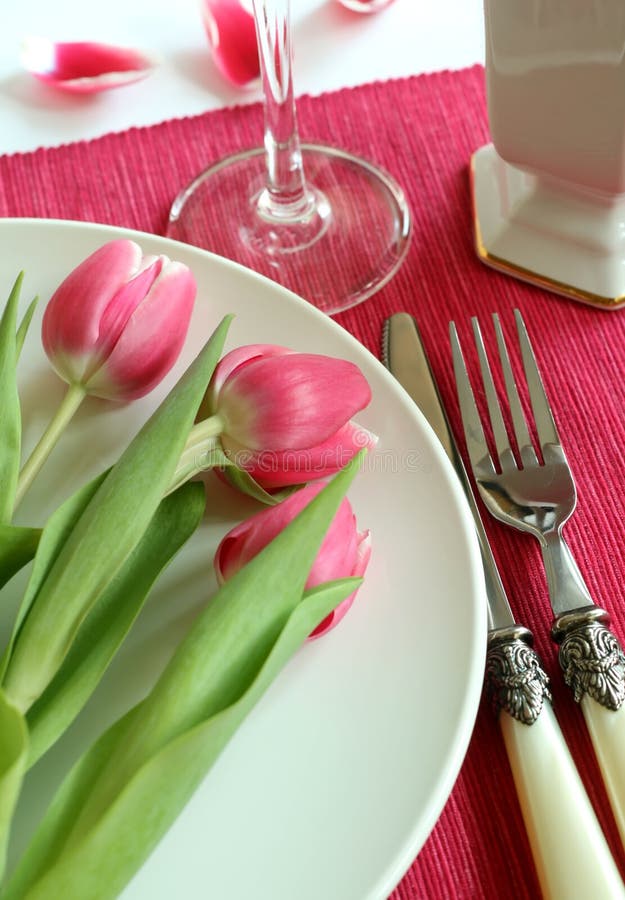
[473,0,625,309]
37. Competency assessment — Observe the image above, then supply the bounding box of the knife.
[382,312,625,900]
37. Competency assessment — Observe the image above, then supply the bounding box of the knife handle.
[552,606,625,851]
[500,704,625,900]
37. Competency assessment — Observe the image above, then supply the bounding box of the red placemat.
[3,65,625,898]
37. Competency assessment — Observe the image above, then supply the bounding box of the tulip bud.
[214,482,371,638]
[15,240,196,511]
[202,344,377,490]
[42,239,196,401]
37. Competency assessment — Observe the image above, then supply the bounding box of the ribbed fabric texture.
[2,65,625,898]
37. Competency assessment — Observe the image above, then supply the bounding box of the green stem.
[14,382,86,511]
[165,415,225,496]
[187,414,224,444]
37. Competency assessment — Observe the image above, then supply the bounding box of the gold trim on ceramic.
[469,153,625,312]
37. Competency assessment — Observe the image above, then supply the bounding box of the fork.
[450,308,625,847]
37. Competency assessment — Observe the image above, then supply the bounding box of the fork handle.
[488,630,625,898]
[580,696,625,852]
[552,606,625,851]
[500,704,625,900]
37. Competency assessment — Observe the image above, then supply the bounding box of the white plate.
[0,219,485,900]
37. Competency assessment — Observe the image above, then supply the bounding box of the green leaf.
[219,465,303,507]
[2,455,364,899]
[15,297,38,360]
[0,527,41,593]
[0,275,24,524]
[2,316,232,713]
[0,709,133,900]
[4,582,355,900]
[0,474,107,684]
[0,690,27,885]
[26,482,206,766]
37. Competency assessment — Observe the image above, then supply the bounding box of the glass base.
[166,143,411,315]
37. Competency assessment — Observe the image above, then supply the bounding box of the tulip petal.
[42,240,143,382]
[88,262,197,400]
[21,37,158,94]
[354,530,373,579]
[308,530,371,640]
[200,0,260,87]
[214,483,324,583]
[307,502,359,587]
[221,420,378,489]
[202,344,292,419]
[93,258,164,368]
[218,355,372,451]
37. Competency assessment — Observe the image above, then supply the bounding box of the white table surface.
[1,0,485,156]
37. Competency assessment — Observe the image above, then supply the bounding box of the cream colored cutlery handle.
[500,703,625,900]
[581,696,625,850]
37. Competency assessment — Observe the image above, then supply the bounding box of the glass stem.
[253,0,314,221]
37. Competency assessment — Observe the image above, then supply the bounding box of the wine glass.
[166,0,411,315]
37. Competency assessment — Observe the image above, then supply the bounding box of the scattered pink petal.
[200,0,260,87]
[21,36,158,94]
[336,0,396,11]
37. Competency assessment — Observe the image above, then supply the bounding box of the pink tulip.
[215,482,371,638]
[42,239,196,401]
[15,240,196,511]
[204,343,377,489]
[200,0,260,87]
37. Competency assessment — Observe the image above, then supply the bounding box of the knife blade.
[382,311,514,634]
[382,312,625,900]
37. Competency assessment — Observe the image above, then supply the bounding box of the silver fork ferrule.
[551,604,611,641]
[486,626,552,725]
[552,606,625,710]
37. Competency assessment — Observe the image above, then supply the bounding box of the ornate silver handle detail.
[485,626,552,725]
[552,606,625,710]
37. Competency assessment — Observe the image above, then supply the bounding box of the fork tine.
[471,317,516,470]
[449,322,497,477]
[493,314,539,467]
[514,309,560,448]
